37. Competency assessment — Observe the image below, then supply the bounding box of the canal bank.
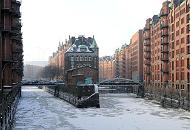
[42,85,100,108]
[145,92,190,111]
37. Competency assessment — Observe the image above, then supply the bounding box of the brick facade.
[143,0,190,99]
[99,56,114,81]
[0,0,23,90]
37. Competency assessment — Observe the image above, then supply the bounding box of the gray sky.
[21,0,165,62]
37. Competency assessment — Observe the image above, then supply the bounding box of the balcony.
[144,35,150,40]
[12,20,22,30]
[160,23,168,29]
[161,68,169,73]
[13,48,23,53]
[161,47,169,53]
[144,41,150,46]
[144,54,151,59]
[159,11,169,18]
[161,31,169,37]
[144,48,151,52]
[144,26,150,31]
[11,29,21,36]
[11,34,22,41]
[12,0,21,6]
[144,60,151,66]
[161,56,169,62]
[145,71,151,75]
[2,58,14,64]
[161,39,169,45]
[11,4,21,18]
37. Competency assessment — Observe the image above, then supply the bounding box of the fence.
[0,85,21,130]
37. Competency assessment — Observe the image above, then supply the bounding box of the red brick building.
[49,38,72,80]
[64,36,99,86]
[129,30,144,82]
[99,56,114,81]
[143,0,190,100]
[0,0,23,90]
[113,30,143,82]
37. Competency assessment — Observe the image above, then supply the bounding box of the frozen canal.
[13,86,190,130]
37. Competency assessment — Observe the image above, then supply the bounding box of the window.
[181,27,184,34]
[176,21,179,27]
[85,56,87,61]
[94,58,97,68]
[176,12,179,18]
[172,24,174,31]
[187,46,190,54]
[187,25,189,33]
[172,33,174,41]
[88,56,92,61]
[176,30,179,36]
[176,59,179,68]
[187,35,190,44]
[180,85,184,90]
[176,49,178,55]
[187,14,189,24]
[181,48,185,54]
[71,56,74,61]
[76,56,79,61]
[180,8,185,15]
[172,73,174,82]
[181,72,184,80]
[172,61,174,70]
[176,72,179,80]
[172,42,174,49]
[188,72,190,82]
[176,40,179,46]
[181,37,185,44]
[80,56,83,61]
[181,58,184,67]
[181,17,185,24]
[172,51,174,58]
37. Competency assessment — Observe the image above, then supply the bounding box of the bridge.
[99,78,144,97]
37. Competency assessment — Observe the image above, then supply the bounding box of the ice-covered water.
[13,86,190,130]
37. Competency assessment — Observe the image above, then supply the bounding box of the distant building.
[64,36,99,86]
[114,46,126,79]
[113,30,143,82]
[49,38,72,80]
[24,65,43,80]
[99,56,114,81]
[129,30,144,82]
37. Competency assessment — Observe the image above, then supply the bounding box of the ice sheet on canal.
[13,86,190,130]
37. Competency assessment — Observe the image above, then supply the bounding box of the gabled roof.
[66,36,98,53]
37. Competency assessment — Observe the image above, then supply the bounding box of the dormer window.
[89,56,92,61]
[71,56,74,61]
[76,56,79,61]
[85,56,87,61]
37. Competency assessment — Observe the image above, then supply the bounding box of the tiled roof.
[66,36,98,53]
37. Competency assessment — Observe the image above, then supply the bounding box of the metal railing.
[0,84,21,130]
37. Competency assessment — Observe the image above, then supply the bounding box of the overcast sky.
[21,0,166,62]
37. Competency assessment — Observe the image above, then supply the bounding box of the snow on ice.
[13,86,190,130]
